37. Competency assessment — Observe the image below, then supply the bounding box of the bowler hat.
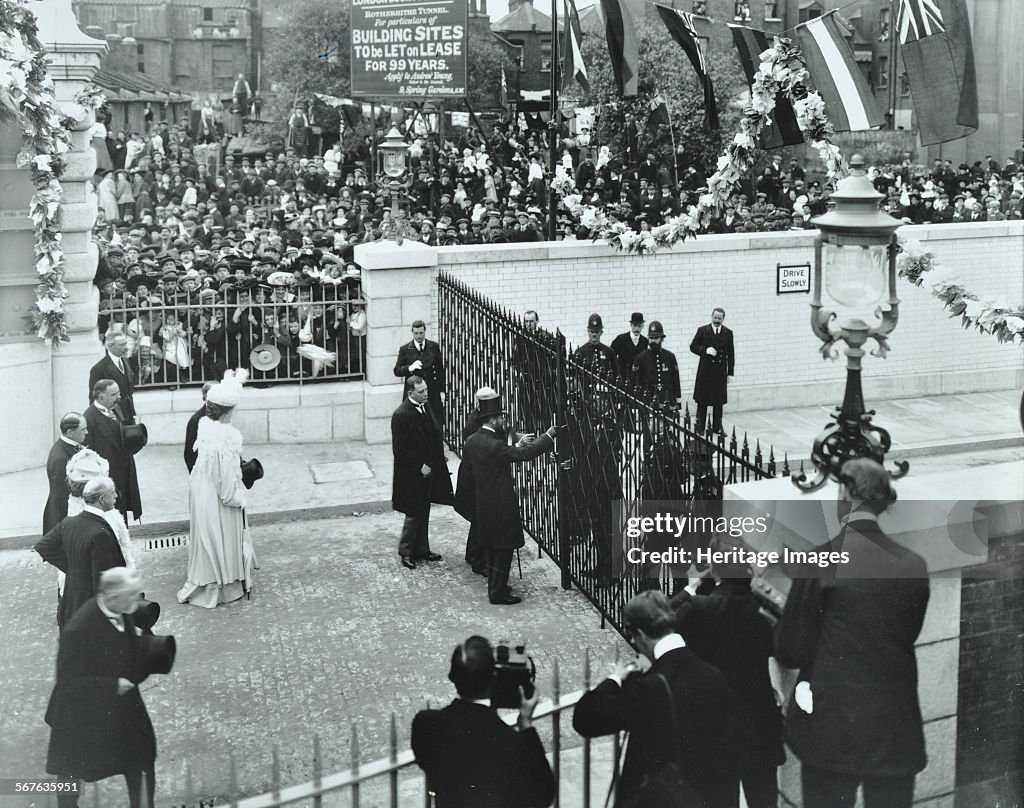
[630,312,645,325]
[477,395,507,419]
[648,320,666,338]
[134,633,176,678]
[241,457,264,489]
[121,422,149,455]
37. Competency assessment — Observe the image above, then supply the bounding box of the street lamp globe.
[378,125,409,180]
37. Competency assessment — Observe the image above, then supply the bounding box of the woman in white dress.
[177,370,255,608]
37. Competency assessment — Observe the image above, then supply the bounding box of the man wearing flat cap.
[611,313,649,379]
[44,567,160,808]
[460,393,557,604]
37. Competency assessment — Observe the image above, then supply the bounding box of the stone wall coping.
[355,240,438,270]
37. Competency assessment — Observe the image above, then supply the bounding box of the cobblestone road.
[0,508,630,807]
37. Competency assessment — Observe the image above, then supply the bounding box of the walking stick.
[516,547,523,579]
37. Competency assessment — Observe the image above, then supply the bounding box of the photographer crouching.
[412,636,555,808]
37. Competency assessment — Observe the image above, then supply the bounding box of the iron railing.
[97,282,366,389]
[438,273,788,637]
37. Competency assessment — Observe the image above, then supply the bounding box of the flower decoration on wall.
[1,0,104,346]
[896,236,1024,345]
[555,35,847,255]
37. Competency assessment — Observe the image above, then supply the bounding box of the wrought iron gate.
[439,274,785,638]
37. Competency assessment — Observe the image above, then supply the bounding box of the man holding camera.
[460,392,556,604]
[411,636,554,808]
[45,568,165,808]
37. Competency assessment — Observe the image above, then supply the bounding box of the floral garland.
[556,36,847,254]
[896,237,1024,345]
[1,0,104,346]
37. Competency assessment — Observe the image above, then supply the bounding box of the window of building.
[692,1,707,14]
[202,7,214,22]
[212,43,237,90]
[136,42,144,73]
[541,39,552,71]
[765,1,780,20]
[734,1,751,21]
[799,5,822,22]
[899,71,910,96]
[508,39,525,70]
[876,55,888,89]
[879,6,890,40]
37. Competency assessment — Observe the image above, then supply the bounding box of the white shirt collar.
[843,510,880,525]
[630,332,640,345]
[96,597,124,631]
[415,341,425,351]
[83,504,107,517]
[60,436,82,448]
[94,401,114,417]
[107,351,124,368]
[653,633,686,660]
[460,697,492,707]
[482,425,497,433]
[408,397,424,409]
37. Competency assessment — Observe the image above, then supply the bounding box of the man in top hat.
[44,413,88,534]
[573,314,618,398]
[394,320,446,421]
[35,477,127,630]
[84,379,143,523]
[455,386,503,577]
[44,567,159,808]
[690,307,734,435]
[611,313,649,379]
[460,393,557,604]
[391,376,453,570]
[632,321,681,413]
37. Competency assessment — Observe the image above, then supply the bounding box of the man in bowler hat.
[690,307,735,435]
[459,393,557,604]
[611,313,649,379]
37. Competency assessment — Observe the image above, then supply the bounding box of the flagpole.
[887,0,898,129]
[658,89,680,184]
[547,0,560,241]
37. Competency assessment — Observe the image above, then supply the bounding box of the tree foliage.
[466,28,517,112]
[578,17,748,175]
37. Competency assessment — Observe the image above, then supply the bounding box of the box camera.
[491,640,536,709]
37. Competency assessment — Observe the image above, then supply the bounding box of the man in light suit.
[85,380,142,522]
[394,320,445,423]
[45,567,157,808]
[776,458,930,808]
[391,376,453,569]
[411,636,554,808]
[35,477,127,630]
[689,307,735,435]
[44,413,87,533]
[88,331,137,424]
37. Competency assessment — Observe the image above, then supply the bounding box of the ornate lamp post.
[792,155,909,492]
[376,125,412,244]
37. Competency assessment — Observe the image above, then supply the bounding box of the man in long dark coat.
[88,331,137,424]
[45,568,157,808]
[610,312,648,379]
[35,477,126,630]
[391,375,453,569]
[84,379,142,522]
[689,307,735,435]
[459,393,556,604]
[394,321,446,423]
[44,413,87,533]
[632,320,681,411]
[454,387,498,577]
[183,383,213,473]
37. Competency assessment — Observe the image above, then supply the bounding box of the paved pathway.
[0,509,630,807]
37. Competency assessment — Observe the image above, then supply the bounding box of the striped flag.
[795,12,885,132]
[897,0,977,145]
[562,0,590,95]
[600,0,639,97]
[655,4,718,130]
[728,24,803,148]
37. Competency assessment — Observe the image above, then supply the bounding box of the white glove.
[794,681,814,714]
[409,359,423,372]
[706,347,718,357]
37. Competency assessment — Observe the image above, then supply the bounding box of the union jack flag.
[896,0,945,44]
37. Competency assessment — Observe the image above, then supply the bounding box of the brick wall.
[430,222,1024,411]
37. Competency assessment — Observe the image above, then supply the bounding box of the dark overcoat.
[394,339,445,417]
[183,404,206,473]
[775,519,930,777]
[460,428,553,550]
[391,399,453,516]
[572,646,742,807]
[44,439,80,534]
[610,331,648,379]
[411,699,554,808]
[88,354,137,423]
[35,510,127,629]
[689,324,734,406]
[631,346,681,408]
[84,404,142,520]
[45,599,156,781]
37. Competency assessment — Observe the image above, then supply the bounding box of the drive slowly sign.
[350,0,468,98]
[777,263,811,294]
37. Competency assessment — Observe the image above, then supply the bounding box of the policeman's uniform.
[631,321,681,411]
[573,313,618,385]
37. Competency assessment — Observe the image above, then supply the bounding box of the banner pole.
[547,0,560,241]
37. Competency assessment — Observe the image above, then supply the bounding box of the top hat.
[648,320,666,338]
[121,422,149,455]
[133,633,176,679]
[241,457,264,489]
[630,312,645,325]
[477,395,507,419]
[587,313,604,331]
[133,598,161,632]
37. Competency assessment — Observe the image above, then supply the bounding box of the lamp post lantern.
[792,154,909,492]
[376,124,412,245]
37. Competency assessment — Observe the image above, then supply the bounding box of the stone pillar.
[354,241,437,444]
[35,0,107,427]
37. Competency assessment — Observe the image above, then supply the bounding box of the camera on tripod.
[491,640,536,709]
